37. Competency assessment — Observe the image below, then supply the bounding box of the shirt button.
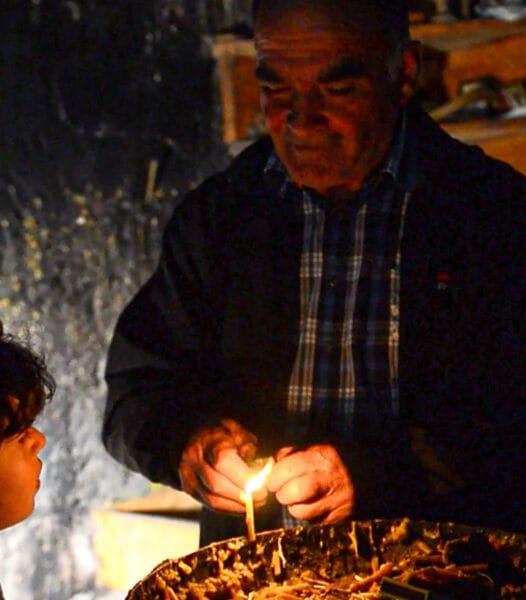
[329,279,337,287]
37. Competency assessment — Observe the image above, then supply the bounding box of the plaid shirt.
[264,111,416,526]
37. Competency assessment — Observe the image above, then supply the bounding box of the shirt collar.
[263,106,416,200]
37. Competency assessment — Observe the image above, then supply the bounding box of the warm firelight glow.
[241,459,274,542]
[245,459,273,495]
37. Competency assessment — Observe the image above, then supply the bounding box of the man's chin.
[284,158,365,196]
[288,167,344,196]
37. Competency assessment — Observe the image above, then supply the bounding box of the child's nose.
[29,427,47,452]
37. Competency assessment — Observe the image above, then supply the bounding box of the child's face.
[0,423,46,530]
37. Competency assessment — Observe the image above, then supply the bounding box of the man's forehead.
[254,0,385,64]
[254,36,370,81]
[254,0,384,46]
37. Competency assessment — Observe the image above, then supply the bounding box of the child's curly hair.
[0,321,55,442]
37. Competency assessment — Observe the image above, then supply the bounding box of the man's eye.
[324,85,356,96]
[259,84,290,95]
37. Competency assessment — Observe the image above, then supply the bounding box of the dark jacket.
[103,105,526,545]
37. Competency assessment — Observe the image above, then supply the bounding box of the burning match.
[240,459,273,542]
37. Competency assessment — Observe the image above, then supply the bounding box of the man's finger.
[194,467,247,513]
[214,447,256,489]
[274,470,326,505]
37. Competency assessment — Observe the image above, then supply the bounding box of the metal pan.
[126,518,526,599]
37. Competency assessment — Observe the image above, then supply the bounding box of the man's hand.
[178,419,268,513]
[266,444,354,523]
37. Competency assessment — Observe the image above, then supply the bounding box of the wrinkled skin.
[254,0,419,200]
[267,445,354,523]
[179,419,268,513]
[179,419,353,524]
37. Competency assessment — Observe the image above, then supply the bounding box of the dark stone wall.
[0,1,252,598]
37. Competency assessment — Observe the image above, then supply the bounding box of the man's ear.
[399,40,422,105]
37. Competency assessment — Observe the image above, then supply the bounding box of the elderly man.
[103,0,526,545]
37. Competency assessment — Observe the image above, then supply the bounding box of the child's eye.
[16,429,30,442]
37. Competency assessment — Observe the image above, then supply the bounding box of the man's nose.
[286,90,326,132]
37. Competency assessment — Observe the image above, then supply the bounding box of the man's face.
[254,0,418,197]
[0,407,46,530]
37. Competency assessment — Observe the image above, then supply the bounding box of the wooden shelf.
[413,18,526,99]
[442,114,526,173]
[212,36,257,146]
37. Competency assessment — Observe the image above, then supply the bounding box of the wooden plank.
[93,508,200,591]
[476,134,526,173]
[93,488,201,590]
[435,30,526,97]
[212,36,256,144]
[411,18,526,99]
[113,488,201,515]
[443,116,526,174]
[410,17,526,48]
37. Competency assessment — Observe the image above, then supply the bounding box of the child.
[0,322,55,598]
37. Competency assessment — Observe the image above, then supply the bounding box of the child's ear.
[0,396,18,438]
[399,40,421,105]
[7,395,20,411]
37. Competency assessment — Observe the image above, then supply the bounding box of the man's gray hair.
[252,0,411,56]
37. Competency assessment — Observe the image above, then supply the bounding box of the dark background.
[0,1,251,598]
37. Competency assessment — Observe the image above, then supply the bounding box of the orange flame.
[244,459,273,494]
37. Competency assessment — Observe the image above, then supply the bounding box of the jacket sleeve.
[102,174,243,488]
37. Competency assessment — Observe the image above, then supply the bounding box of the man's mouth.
[293,143,322,150]
[291,145,327,158]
